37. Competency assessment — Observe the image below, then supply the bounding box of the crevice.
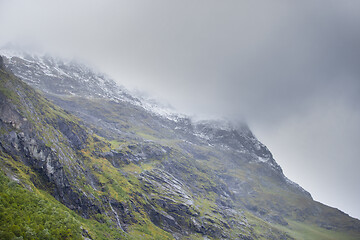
[109,202,125,232]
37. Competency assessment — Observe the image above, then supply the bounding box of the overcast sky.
[1,0,360,219]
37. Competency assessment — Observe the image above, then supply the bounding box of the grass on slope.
[275,219,360,240]
[0,171,82,240]
[0,167,174,240]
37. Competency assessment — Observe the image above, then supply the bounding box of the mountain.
[1,49,360,240]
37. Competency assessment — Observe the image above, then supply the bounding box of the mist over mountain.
[0,49,360,239]
[1,1,360,239]
[2,0,359,221]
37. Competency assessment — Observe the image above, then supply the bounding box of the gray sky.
[1,0,360,219]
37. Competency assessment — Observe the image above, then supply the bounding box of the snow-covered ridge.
[1,48,131,99]
[1,49,264,148]
[1,47,184,121]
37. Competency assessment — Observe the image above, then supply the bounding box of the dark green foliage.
[0,172,82,239]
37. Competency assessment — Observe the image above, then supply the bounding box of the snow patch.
[258,156,269,163]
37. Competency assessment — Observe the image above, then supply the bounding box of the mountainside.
[1,51,360,240]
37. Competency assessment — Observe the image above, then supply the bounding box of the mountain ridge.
[1,51,360,239]
[1,47,183,122]
[0,49,317,204]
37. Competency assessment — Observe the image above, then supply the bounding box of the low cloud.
[1,0,360,218]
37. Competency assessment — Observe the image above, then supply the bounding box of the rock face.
[0,55,4,69]
[0,72,102,219]
[140,169,195,231]
[1,50,360,240]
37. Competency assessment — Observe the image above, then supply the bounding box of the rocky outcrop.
[99,142,169,168]
[56,119,87,150]
[0,111,102,219]
[138,168,243,238]
[0,71,122,224]
[140,169,196,233]
[0,55,4,69]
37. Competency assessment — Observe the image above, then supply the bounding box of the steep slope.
[0,57,173,239]
[0,59,286,239]
[1,52,360,240]
[1,48,177,120]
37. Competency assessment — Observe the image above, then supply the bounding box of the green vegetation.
[276,219,360,240]
[0,166,172,240]
[0,171,82,239]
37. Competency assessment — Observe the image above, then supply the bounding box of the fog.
[1,0,360,219]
